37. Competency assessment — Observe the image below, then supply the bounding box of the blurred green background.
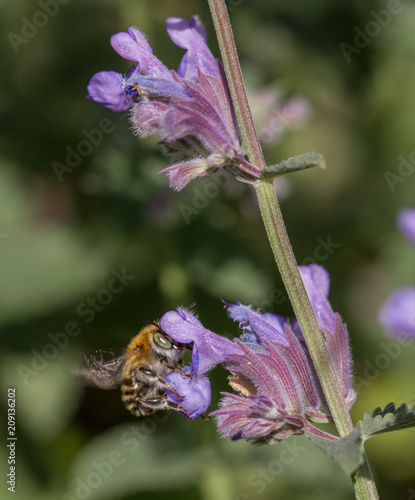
[1,0,414,499]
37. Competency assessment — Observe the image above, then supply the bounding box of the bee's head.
[151,329,190,362]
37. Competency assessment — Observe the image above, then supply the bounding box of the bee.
[74,323,192,417]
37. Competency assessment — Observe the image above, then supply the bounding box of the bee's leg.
[161,360,192,378]
[138,368,184,400]
[134,395,191,419]
[165,400,191,419]
[128,396,166,417]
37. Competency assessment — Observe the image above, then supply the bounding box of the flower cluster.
[379,207,415,338]
[161,264,356,443]
[87,16,260,190]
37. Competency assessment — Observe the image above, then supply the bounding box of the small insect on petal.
[73,323,193,417]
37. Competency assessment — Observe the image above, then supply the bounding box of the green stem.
[255,180,352,435]
[256,181,378,500]
[207,1,378,498]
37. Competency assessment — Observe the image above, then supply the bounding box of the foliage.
[1,0,415,499]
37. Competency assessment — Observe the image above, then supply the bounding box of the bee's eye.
[153,332,172,350]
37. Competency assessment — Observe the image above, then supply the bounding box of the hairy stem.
[207,1,378,498]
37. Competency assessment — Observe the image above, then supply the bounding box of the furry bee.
[74,323,192,417]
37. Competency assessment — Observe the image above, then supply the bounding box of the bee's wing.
[72,350,125,390]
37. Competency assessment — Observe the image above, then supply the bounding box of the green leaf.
[261,151,326,179]
[360,401,415,441]
[306,425,364,475]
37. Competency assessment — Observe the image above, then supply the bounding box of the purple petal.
[130,101,168,137]
[225,302,289,346]
[397,207,415,245]
[276,325,323,412]
[159,158,218,191]
[379,287,415,338]
[211,393,306,443]
[159,77,239,154]
[297,264,335,333]
[110,28,172,79]
[166,16,219,81]
[124,72,191,99]
[301,264,330,298]
[87,71,132,112]
[262,313,287,334]
[190,343,200,373]
[323,315,356,407]
[165,369,211,419]
[160,309,242,374]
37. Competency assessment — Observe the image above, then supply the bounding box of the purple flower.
[161,264,355,440]
[224,301,288,346]
[297,264,355,407]
[379,288,415,338]
[397,207,415,245]
[212,281,355,443]
[160,307,243,419]
[164,345,212,420]
[294,264,334,333]
[87,16,261,190]
[166,17,220,81]
[87,71,132,112]
[379,207,415,339]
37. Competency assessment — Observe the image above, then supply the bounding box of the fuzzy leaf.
[360,402,415,441]
[306,425,364,475]
[262,151,326,179]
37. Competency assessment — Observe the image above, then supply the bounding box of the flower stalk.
[207,0,378,497]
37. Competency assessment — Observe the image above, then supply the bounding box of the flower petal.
[397,207,415,245]
[159,158,219,191]
[323,315,356,407]
[297,264,335,333]
[111,28,172,79]
[160,309,243,374]
[87,71,132,112]
[124,72,191,100]
[166,16,219,81]
[211,393,305,443]
[379,287,415,338]
[165,369,211,419]
[225,302,289,346]
[130,101,169,137]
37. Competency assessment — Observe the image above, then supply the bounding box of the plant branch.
[207,1,379,498]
